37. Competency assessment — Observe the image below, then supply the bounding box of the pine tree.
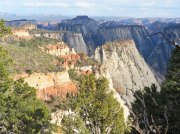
[130,48,180,134]
[161,48,180,133]
[0,19,52,133]
[62,75,129,134]
[0,19,11,38]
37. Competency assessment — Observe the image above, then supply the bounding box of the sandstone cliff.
[31,29,88,54]
[95,40,160,102]
[12,24,37,39]
[13,71,77,101]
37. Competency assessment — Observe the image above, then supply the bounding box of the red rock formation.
[37,82,77,101]
[40,43,80,69]
[60,54,80,68]
[12,72,78,101]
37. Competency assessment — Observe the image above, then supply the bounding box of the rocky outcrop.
[13,71,77,101]
[39,42,80,69]
[39,42,76,56]
[58,16,98,35]
[95,40,160,102]
[32,30,88,54]
[12,24,36,39]
[12,29,32,39]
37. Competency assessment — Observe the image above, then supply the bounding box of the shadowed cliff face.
[147,24,180,78]
[62,32,88,54]
[58,16,157,59]
[58,16,99,54]
[97,25,156,60]
[95,40,160,103]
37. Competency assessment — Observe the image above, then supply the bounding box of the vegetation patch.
[2,44,63,74]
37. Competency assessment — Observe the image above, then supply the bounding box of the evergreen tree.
[0,19,11,38]
[161,48,180,133]
[130,48,180,134]
[0,19,52,133]
[130,85,168,134]
[62,75,129,134]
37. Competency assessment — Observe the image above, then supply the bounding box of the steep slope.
[95,40,159,102]
[62,32,88,54]
[98,25,155,60]
[147,24,180,77]
[2,44,61,73]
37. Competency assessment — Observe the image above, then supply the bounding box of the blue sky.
[0,0,180,17]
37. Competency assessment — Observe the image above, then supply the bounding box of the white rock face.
[95,40,160,102]
[20,71,71,89]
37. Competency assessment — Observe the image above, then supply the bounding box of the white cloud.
[23,2,70,8]
[74,1,96,8]
[0,0,180,17]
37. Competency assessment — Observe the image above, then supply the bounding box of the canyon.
[6,17,180,103]
[3,17,179,132]
[7,17,178,79]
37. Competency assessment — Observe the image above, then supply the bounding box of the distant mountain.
[0,13,72,21]
[98,18,180,28]
[57,16,159,58]
[5,19,36,27]
[58,16,99,55]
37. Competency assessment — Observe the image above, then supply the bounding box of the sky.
[0,0,180,17]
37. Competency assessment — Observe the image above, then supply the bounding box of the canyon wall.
[95,40,160,103]
[98,25,155,60]
[147,24,180,77]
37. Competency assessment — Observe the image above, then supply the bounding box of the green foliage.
[131,85,167,134]
[2,44,63,73]
[0,23,52,133]
[0,80,52,134]
[131,48,180,134]
[18,37,59,48]
[0,47,13,92]
[62,75,128,134]
[0,19,12,38]
[161,48,180,133]
[0,48,52,133]
[75,53,99,67]
[68,69,79,81]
